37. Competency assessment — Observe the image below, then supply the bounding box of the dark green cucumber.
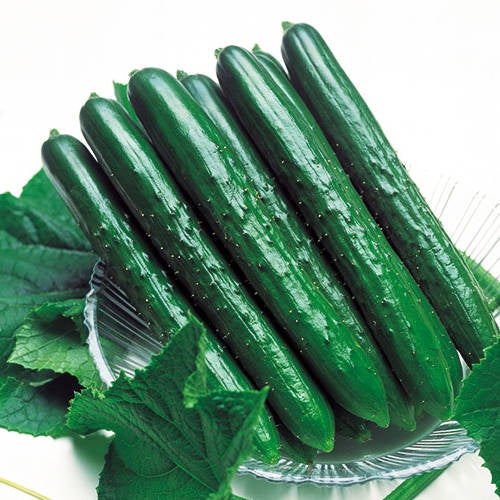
[252,45,289,79]
[251,45,300,106]
[231,51,463,400]
[241,49,463,399]
[281,22,499,366]
[79,97,335,452]
[278,402,371,463]
[217,46,459,420]
[332,402,371,443]
[129,68,389,427]
[41,132,280,464]
[225,54,459,402]
[178,72,415,430]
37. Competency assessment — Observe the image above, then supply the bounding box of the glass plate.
[84,169,498,485]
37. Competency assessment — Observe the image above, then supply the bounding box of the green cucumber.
[242,46,464,399]
[281,22,499,366]
[251,45,300,106]
[178,71,415,430]
[332,402,371,443]
[79,96,335,452]
[252,45,289,79]
[41,132,280,464]
[278,402,371,463]
[216,46,459,420]
[129,68,389,427]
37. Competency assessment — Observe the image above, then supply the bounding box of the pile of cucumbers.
[41,23,498,465]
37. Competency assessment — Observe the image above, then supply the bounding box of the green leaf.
[67,319,266,499]
[0,170,97,439]
[0,169,89,251]
[384,465,448,499]
[0,289,86,366]
[455,341,500,494]
[2,363,57,387]
[0,374,78,437]
[97,444,202,500]
[8,299,104,390]
[0,231,95,364]
[0,231,96,295]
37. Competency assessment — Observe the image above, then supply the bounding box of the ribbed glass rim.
[84,261,479,486]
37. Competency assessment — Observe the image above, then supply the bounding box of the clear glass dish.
[84,169,498,485]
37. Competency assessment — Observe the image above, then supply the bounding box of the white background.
[0,0,498,498]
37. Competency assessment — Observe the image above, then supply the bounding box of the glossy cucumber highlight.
[41,132,281,463]
[281,22,498,366]
[217,46,458,420]
[178,71,415,430]
[79,97,335,451]
[128,68,390,427]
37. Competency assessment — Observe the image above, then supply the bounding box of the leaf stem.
[0,476,50,500]
[384,465,449,499]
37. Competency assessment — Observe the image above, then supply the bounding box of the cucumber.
[128,68,389,427]
[242,47,463,398]
[278,401,370,463]
[41,132,281,464]
[216,46,459,420]
[251,45,301,106]
[252,45,289,79]
[178,71,415,430]
[332,402,372,443]
[281,22,499,366]
[79,97,335,452]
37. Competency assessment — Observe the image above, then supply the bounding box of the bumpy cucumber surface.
[281,22,498,366]
[179,72,415,430]
[216,46,458,420]
[129,68,389,427]
[41,132,280,464]
[79,97,335,452]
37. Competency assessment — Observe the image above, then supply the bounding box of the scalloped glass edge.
[237,425,477,485]
[83,168,499,486]
[83,266,479,485]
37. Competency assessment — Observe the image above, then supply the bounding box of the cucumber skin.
[79,98,335,452]
[41,133,280,464]
[252,42,462,399]
[281,23,499,366]
[179,73,415,431]
[129,68,390,428]
[251,47,301,107]
[216,46,457,420]
[252,46,289,80]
